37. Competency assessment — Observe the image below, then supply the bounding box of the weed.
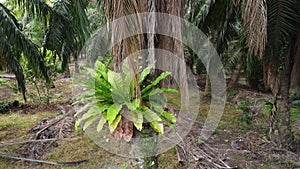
[118,163,128,169]
[290,91,300,121]
[236,101,253,125]
[229,90,239,97]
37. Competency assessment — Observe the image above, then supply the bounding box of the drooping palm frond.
[14,0,52,19]
[223,21,248,72]
[0,42,26,100]
[0,3,50,83]
[213,1,237,55]
[266,0,299,61]
[236,0,267,58]
[0,0,90,100]
[43,0,90,71]
[43,0,73,71]
[225,39,245,73]
[71,0,90,45]
[188,0,237,56]
[185,0,216,25]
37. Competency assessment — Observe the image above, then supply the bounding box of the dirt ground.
[0,75,300,169]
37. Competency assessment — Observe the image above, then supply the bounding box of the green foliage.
[266,0,299,61]
[236,101,253,125]
[87,0,106,33]
[260,92,300,122]
[97,55,112,68]
[184,0,237,74]
[262,99,274,116]
[23,18,45,46]
[290,91,300,121]
[43,0,90,71]
[74,60,178,134]
[0,101,20,114]
[0,102,10,114]
[0,0,91,101]
[195,59,206,74]
[0,78,7,85]
[228,90,239,97]
[118,163,128,169]
[0,3,50,100]
[245,55,264,90]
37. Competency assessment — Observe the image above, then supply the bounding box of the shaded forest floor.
[0,74,300,169]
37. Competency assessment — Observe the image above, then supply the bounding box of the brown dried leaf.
[122,115,133,142]
[112,118,123,140]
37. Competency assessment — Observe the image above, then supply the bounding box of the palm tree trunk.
[204,75,211,97]
[204,34,213,97]
[153,1,185,167]
[290,50,300,91]
[272,46,294,147]
[228,63,243,89]
[263,52,280,94]
[290,27,300,92]
[64,62,71,78]
[74,51,79,74]
[105,1,184,167]
[263,58,271,91]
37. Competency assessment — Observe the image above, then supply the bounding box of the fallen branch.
[0,151,88,166]
[204,143,235,169]
[35,114,66,138]
[0,137,80,147]
[0,74,16,79]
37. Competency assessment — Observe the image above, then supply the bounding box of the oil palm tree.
[102,0,184,167]
[43,0,90,76]
[224,22,263,90]
[0,0,89,100]
[239,0,300,146]
[190,0,299,145]
[184,0,238,96]
[0,2,50,101]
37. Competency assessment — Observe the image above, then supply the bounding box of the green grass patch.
[158,147,182,169]
[0,111,55,141]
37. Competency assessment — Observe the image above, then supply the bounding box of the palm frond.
[43,0,90,71]
[0,42,26,100]
[14,0,52,19]
[267,0,299,60]
[225,40,245,73]
[0,3,50,83]
[71,0,90,44]
[193,0,237,55]
[184,0,216,27]
[236,0,267,58]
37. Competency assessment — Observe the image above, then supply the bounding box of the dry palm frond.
[236,0,267,58]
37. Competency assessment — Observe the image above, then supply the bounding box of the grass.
[0,108,181,169]
[157,147,181,169]
[0,79,298,169]
[0,109,132,169]
[0,110,58,169]
[0,111,55,141]
[41,134,131,169]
